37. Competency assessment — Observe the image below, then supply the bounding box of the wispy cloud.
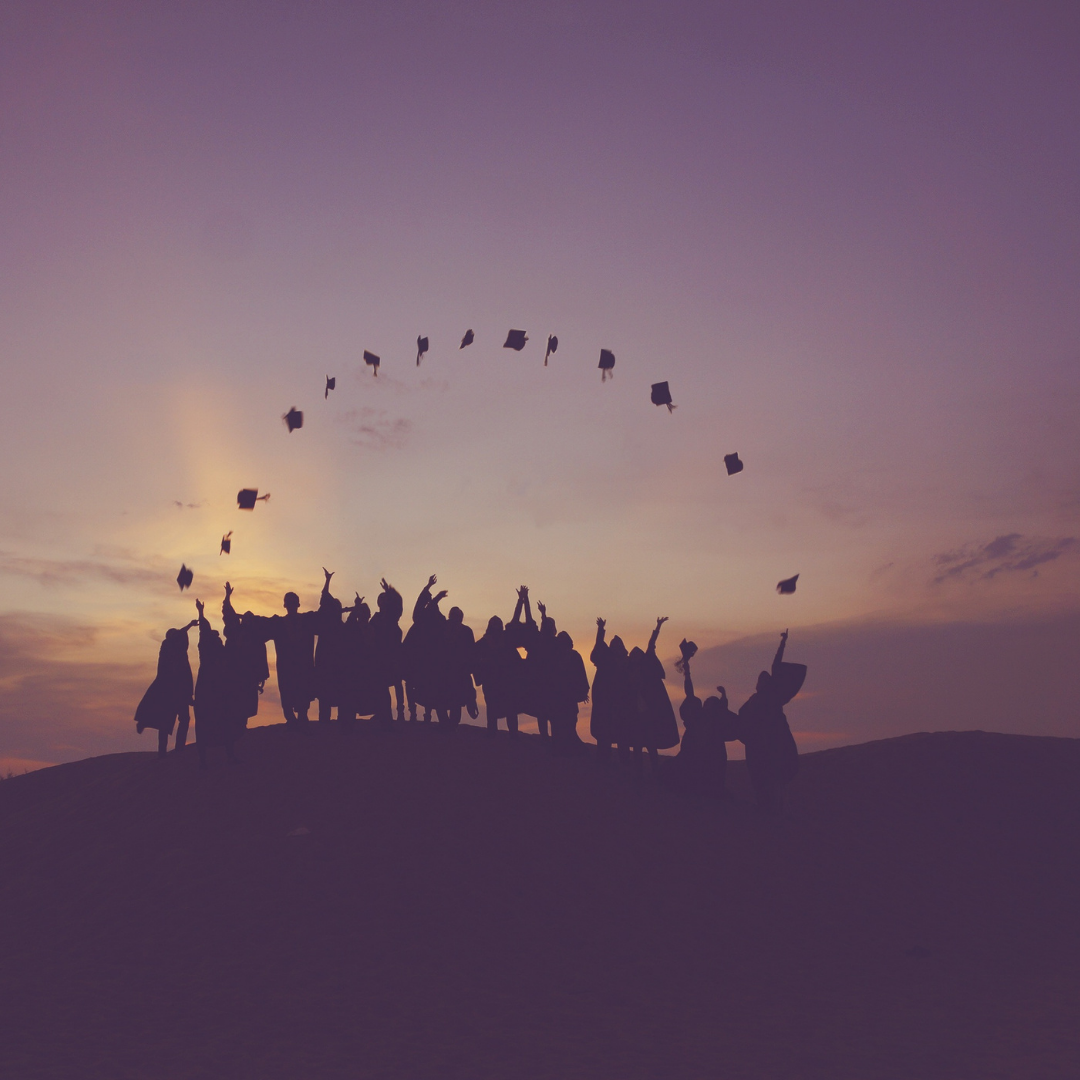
[0,552,165,588]
[932,534,1078,584]
[337,407,412,450]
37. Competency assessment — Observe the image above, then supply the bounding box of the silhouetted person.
[368,579,405,724]
[474,614,525,738]
[222,582,271,731]
[672,643,730,799]
[434,606,478,727]
[341,594,376,722]
[738,630,803,813]
[315,569,349,723]
[404,575,447,722]
[135,619,197,755]
[590,618,632,761]
[626,617,680,777]
[268,587,319,728]
[505,586,542,735]
[549,630,590,757]
[193,599,243,767]
[529,601,560,741]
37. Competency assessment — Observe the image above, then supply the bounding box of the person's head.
[556,630,573,651]
[756,670,772,693]
[610,635,627,660]
[628,645,645,664]
[448,606,463,626]
[284,592,300,614]
[325,595,343,618]
[486,615,504,637]
[355,601,371,624]
[701,695,722,719]
[378,583,403,620]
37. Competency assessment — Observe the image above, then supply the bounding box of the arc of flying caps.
[724,452,744,476]
[544,335,558,366]
[363,350,380,376]
[324,376,336,399]
[177,564,193,591]
[237,489,270,510]
[777,574,799,595]
[651,381,676,413]
[460,329,474,349]
[283,407,303,433]
[416,336,429,366]
[598,348,615,382]
[220,532,232,555]
[503,329,528,352]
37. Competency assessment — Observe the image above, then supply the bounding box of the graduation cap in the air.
[283,407,303,433]
[599,349,616,382]
[651,381,675,412]
[220,532,232,555]
[177,564,193,591]
[460,329,474,349]
[777,574,799,595]
[724,452,744,476]
[544,335,558,366]
[504,329,528,351]
[363,350,380,376]
[416,336,429,366]
[324,376,335,399]
[237,488,270,510]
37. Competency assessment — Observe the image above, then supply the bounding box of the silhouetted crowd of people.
[135,575,806,810]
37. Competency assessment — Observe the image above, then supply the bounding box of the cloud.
[0,551,165,588]
[686,612,1080,752]
[0,612,152,766]
[932,534,1078,584]
[337,407,412,450]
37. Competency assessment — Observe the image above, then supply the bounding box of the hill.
[0,724,1078,1079]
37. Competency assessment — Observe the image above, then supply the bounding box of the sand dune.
[0,724,1077,1079]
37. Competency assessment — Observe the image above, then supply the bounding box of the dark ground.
[0,723,1078,1079]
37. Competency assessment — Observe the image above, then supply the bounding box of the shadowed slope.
[0,726,1078,1079]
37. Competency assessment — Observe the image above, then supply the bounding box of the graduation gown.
[134,634,193,734]
[589,640,632,745]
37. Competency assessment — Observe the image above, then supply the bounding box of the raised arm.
[682,657,695,701]
[647,616,668,656]
[772,629,789,675]
[222,581,239,633]
[594,617,606,649]
[320,568,336,608]
[509,585,526,626]
[521,587,535,628]
[413,574,436,622]
[195,598,211,635]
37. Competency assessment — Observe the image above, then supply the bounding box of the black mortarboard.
[460,329,474,349]
[504,329,528,351]
[363,350,380,376]
[416,336,429,366]
[724,452,744,476]
[651,381,675,412]
[177,564,193,591]
[777,574,799,595]
[220,531,232,555]
[544,335,558,366]
[325,376,335,399]
[283,407,303,432]
[237,488,270,510]
[599,348,615,382]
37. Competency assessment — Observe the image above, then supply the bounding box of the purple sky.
[2,2,1079,770]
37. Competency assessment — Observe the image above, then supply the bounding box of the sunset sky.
[2,1,1079,771]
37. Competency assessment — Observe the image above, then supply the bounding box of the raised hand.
[596,617,606,631]
[433,589,449,604]
[537,601,547,618]
[195,599,204,616]
[224,581,233,596]
[427,574,438,589]
[656,616,669,630]
[781,629,789,642]
[380,578,390,591]
[323,567,334,582]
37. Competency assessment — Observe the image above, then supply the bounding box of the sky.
[1,0,1079,771]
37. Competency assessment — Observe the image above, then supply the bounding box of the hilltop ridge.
[0,725,1078,1079]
